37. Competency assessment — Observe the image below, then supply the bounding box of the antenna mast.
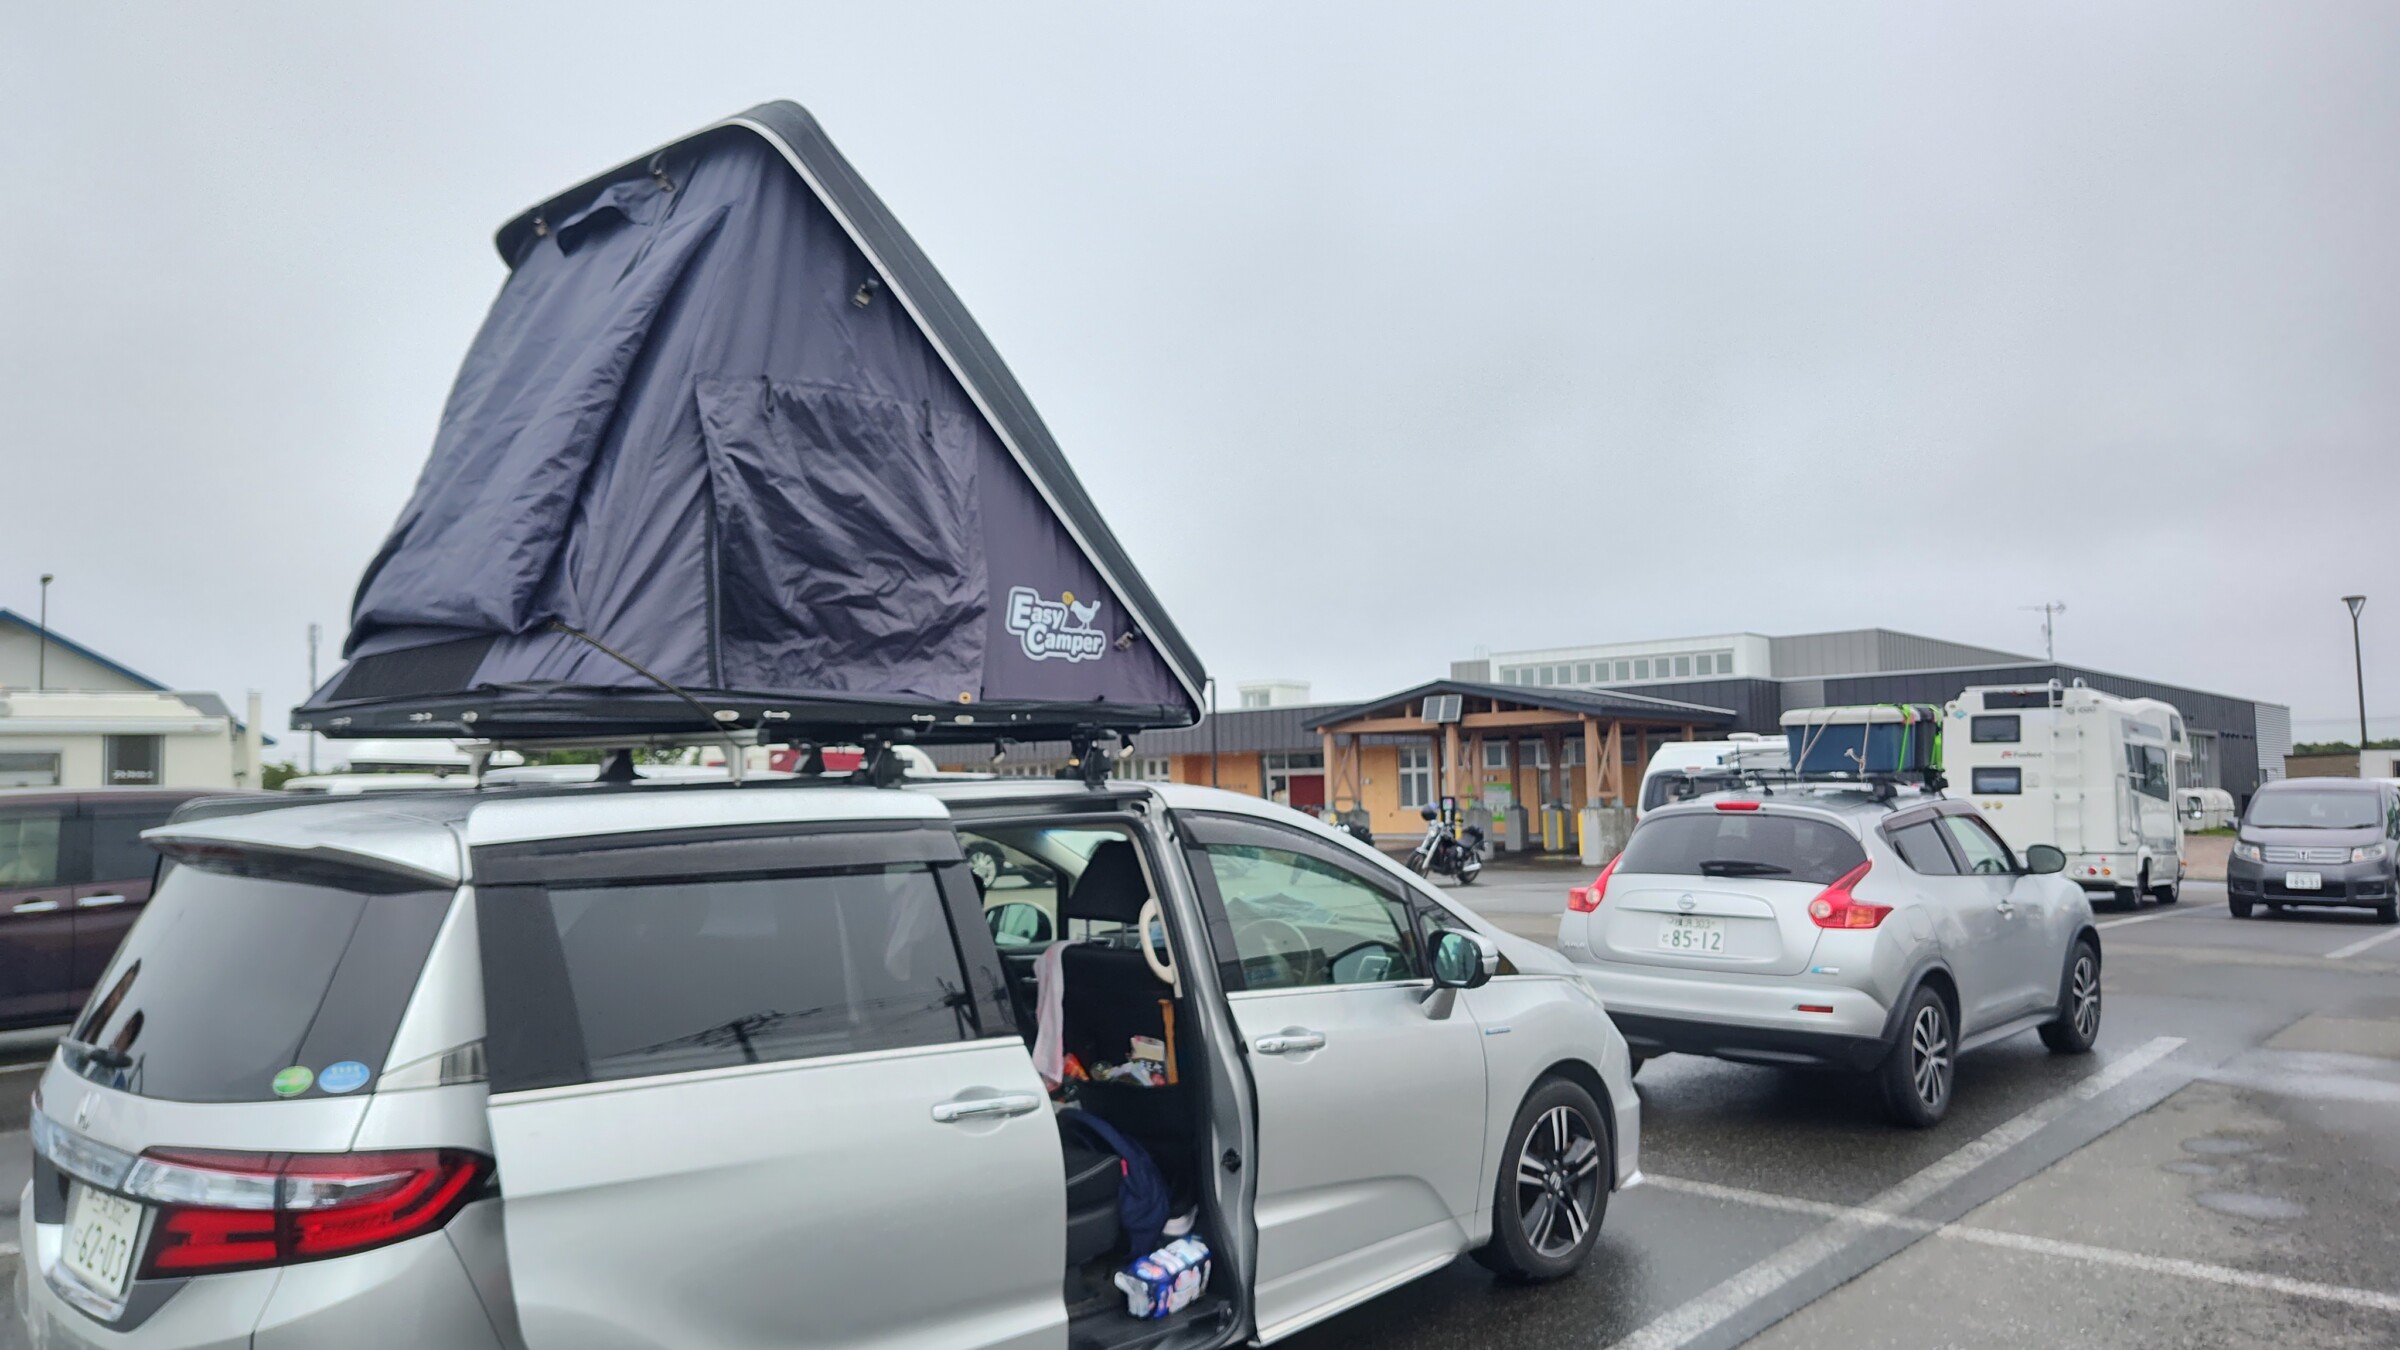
[2022,602,2066,662]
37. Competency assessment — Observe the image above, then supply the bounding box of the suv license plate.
[2284,871,2323,890]
[63,1182,144,1298]
[1659,915,1726,953]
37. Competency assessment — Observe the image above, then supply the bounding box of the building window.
[1715,652,1734,674]
[1240,690,1271,709]
[0,752,61,788]
[1483,741,1509,770]
[1675,656,1692,677]
[1634,659,1650,679]
[1562,739,1584,766]
[1131,757,1172,782]
[1614,660,1630,680]
[1398,746,1433,808]
[1575,662,1593,683]
[104,735,162,787]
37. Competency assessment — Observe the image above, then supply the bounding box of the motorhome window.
[1617,813,1867,887]
[1971,767,2023,795]
[2126,745,2171,801]
[2246,790,2380,830]
[483,866,978,1092]
[1970,715,2021,744]
[1984,691,2057,710]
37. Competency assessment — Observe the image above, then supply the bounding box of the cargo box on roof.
[1779,704,1942,777]
[296,102,1203,747]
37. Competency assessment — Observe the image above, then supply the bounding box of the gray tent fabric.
[300,103,1201,743]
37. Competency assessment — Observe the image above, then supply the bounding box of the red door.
[1286,774,1326,813]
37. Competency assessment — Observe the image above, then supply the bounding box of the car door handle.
[1254,1029,1327,1056]
[75,894,128,909]
[930,1092,1045,1124]
[11,898,60,914]
[1995,900,2017,917]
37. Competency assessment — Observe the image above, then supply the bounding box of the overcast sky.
[4,2,2395,759]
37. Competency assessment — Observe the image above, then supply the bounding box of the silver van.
[17,775,1639,1348]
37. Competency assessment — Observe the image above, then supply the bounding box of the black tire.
[2039,939,2102,1055]
[2112,885,2141,912]
[1471,1078,1609,1282]
[2379,903,2398,926]
[1876,985,1954,1129]
[2230,897,2253,918]
[2154,879,2180,904]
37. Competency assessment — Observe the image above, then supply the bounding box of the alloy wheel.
[1514,1104,1603,1259]
[1910,1003,1952,1108]
[2070,953,2101,1041]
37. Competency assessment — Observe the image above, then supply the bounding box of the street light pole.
[2344,595,2368,755]
[36,573,52,691]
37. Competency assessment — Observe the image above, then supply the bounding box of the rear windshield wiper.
[59,1035,132,1072]
[1695,859,1792,877]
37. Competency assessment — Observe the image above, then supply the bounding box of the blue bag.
[1058,1108,1172,1257]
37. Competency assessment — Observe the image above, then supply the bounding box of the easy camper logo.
[1005,586,1108,663]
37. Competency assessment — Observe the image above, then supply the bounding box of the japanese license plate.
[2284,871,2322,891]
[1658,914,1726,953]
[63,1182,144,1298]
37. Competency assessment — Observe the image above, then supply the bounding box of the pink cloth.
[1032,939,1071,1089]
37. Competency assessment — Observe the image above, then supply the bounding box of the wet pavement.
[6,874,2398,1348]
[1279,874,2400,1348]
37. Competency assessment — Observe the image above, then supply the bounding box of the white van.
[1637,734,1790,817]
[2177,787,2236,832]
[1945,684,2188,908]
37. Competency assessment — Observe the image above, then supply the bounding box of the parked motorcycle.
[1407,805,1485,884]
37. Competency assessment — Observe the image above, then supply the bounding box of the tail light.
[1568,854,1623,913]
[1806,861,1888,930]
[131,1148,490,1277]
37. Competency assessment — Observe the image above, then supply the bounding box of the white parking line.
[1645,1175,2400,1315]
[1603,1035,2185,1350]
[2095,907,2205,931]
[2326,927,2400,961]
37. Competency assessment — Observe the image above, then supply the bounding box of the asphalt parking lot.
[6,869,2399,1348]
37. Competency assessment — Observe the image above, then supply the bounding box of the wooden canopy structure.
[1306,679,1738,814]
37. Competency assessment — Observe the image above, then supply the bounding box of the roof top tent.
[295,102,1203,751]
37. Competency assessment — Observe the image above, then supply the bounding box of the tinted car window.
[2247,790,2380,830]
[1617,812,1867,886]
[1888,820,1961,875]
[1644,770,1735,813]
[87,803,179,883]
[0,807,64,888]
[64,862,450,1101]
[484,866,977,1092]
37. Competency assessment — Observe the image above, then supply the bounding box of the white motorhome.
[1637,733,1790,816]
[1945,683,2188,908]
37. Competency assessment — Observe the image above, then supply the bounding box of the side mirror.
[2024,844,2066,875]
[1420,806,1438,821]
[984,901,1053,947]
[1430,929,1497,990]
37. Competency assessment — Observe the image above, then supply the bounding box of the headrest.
[1063,839,1149,923]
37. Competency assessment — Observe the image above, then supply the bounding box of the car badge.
[1678,896,1697,912]
[74,1097,93,1131]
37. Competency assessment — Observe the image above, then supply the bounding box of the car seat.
[1058,841,1173,1072]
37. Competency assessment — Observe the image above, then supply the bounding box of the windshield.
[2246,790,2381,830]
[1644,771,1737,813]
[1617,811,1867,886]
[63,861,452,1102]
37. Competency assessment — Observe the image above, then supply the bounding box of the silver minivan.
[17,775,1639,1348]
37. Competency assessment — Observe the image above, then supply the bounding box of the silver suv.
[16,775,1639,1349]
[1559,785,2101,1127]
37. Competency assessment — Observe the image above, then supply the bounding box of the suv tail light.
[1805,861,1888,930]
[1568,854,1623,913]
[131,1148,490,1277]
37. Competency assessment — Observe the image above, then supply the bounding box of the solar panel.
[1422,694,1464,724]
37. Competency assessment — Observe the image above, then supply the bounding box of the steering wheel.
[1233,915,1315,987]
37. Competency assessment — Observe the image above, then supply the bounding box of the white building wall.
[2254,702,2292,781]
[1492,633,1769,687]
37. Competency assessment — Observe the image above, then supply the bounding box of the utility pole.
[36,574,52,690]
[2022,601,2066,663]
[2344,595,2368,754]
[307,622,322,774]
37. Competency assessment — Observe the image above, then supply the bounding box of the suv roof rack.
[1669,765,1949,806]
